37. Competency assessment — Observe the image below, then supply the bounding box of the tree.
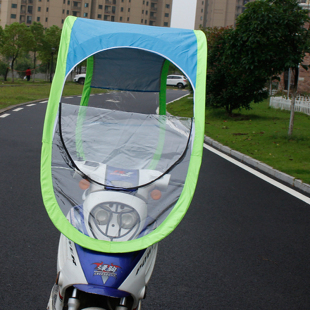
[204,0,310,124]
[204,27,269,115]
[0,25,4,48]
[233,0,310,135]
[29,22,44,82]
[38,25,61,78]
[15,54,32,79]
[0,60,7,79]
[0,25,10,81]
[1,23,33,82]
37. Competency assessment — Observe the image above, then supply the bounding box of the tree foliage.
[38,25,61,66]
[204,27,269,115]
[1,23,33,81]
[234,0,310,76]
[0,22,61,81]
[0,25,4,49]
[204,0,310,116]
[29,22,45,81]
[15,55,32,78]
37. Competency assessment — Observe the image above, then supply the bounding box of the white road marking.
[90,94,95,96]
[77,95,82,97]
[167,93,190,105]
[204,144,310,204]
[106,99,120,103]
[26,104,36,107]
[0,114,10,118]
[40,100,48,103]
[13,108,23,112]
[64,96,73,99]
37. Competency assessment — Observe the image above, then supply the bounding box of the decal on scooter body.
[76,244,145,288]
[105,166,139,190]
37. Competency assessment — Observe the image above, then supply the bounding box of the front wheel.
[177,83,184,89]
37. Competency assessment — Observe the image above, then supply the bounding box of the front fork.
[67,289,135,310]
[48,286,141,310]
[67,288,80,310]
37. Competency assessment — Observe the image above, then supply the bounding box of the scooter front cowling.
[49,234,158,310]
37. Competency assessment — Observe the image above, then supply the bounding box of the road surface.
[0,90,309,309]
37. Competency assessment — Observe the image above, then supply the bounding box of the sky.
[170,0,197,30]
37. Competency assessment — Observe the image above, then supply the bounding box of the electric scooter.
[41,16,207,310]
[47,162,170,310]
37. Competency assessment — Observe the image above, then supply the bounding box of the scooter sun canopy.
[41,17,207,253]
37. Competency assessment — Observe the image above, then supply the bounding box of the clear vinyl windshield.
[52,99,193,242]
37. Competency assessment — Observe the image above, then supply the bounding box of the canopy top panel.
[65,17,198,88]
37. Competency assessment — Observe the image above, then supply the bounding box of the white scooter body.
[47,162,168,310]
[47,235,158,310]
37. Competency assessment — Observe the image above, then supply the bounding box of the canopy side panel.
[159,60,170,115]
[91,48,165,92]
[81,56,94,106]
[65,18,198,89]
[41,16,100,250]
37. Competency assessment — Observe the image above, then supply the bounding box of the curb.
[204,136,310,195]
[0,98,48,115]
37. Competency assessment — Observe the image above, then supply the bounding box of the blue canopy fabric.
[66,18,198,89]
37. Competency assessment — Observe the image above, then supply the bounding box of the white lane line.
[77,95,82,97]
[204,144,310,204]
[0,114,10,118]
[90,94,95,96]
[106,99,120,103]
[13,108,23,112]
[167,93,190,105]
[64,96,73,99]
[40,100,48,103]
[98,93,103,95]
[27,104,36,107]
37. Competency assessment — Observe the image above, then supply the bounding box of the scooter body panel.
[52,234,158,309]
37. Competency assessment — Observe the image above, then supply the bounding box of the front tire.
[177,83,184,89]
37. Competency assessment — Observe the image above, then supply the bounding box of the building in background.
[194,0,255,29]
[299,0,310,10]
[0,0,172,28]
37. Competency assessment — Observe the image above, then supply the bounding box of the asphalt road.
[0,90,309,309]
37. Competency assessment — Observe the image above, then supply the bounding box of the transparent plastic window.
[51,102,193,241]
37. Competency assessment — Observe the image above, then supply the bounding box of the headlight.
[88,202,140,241]
[119,212,138,229]
[95,208,110,225]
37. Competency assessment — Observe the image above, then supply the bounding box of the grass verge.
[167,95,310,184]
[0,80,104,110]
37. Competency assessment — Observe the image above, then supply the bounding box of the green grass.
[0,80,104,110]
[167,95,310,184]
